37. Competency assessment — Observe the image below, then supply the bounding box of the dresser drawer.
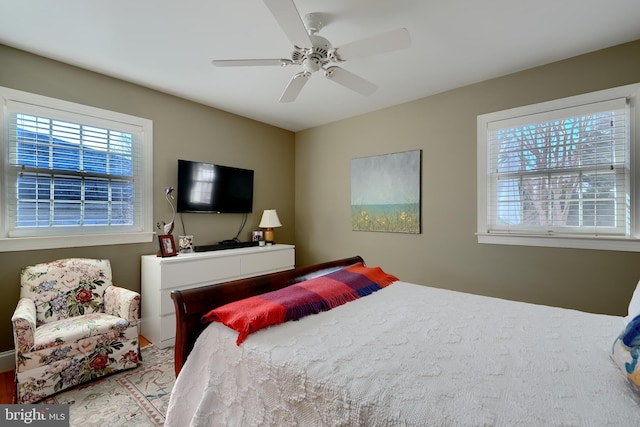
[242,248,296,276]
[158,255,241,290]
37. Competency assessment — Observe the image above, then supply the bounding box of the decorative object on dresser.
[158,234,178,257]
[11,258,140,404]
[178,235,194,253]
[158,186,176,235]
[141,244,295,349]
[258,209,282,243]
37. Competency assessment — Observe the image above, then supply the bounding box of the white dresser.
[140,244,295,348]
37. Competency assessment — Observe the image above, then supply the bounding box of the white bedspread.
[165,282,640,426]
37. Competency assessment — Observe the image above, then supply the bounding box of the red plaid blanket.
[201,263,398,345]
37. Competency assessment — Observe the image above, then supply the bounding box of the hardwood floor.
[0,335,152,404]
[0,369,14,404]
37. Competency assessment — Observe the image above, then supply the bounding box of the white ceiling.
[1,0,639,132]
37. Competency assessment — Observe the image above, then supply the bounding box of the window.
[477,83,640,251]
[0,86,153,251]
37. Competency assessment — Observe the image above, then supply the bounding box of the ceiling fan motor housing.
[292,34,332,73]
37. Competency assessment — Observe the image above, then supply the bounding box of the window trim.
[477,83,640,252]
[0,86,154,252]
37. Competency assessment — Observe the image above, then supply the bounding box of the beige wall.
[2,39,640,354]
[0,45,295,352]
[295,39,640,317]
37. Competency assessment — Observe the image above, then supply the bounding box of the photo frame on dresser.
[158,235,178,257]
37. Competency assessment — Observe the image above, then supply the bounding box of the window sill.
[477,233,640,252]
[0,232,154,252]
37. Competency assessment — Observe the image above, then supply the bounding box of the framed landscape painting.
[350,149,421,233]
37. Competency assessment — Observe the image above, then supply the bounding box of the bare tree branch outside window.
[495,112,620,230]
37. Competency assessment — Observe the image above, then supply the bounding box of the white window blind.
[477,84,640,251]
[487,98,629,236]
[0,86,153,250]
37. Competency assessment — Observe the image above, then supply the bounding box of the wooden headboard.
[170,255,364,376]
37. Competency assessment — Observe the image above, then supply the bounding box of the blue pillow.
[622,314,640,347]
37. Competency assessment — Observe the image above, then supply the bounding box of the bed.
[166,256,640,426]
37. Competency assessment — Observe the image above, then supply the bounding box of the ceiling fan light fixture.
[302,57,321,73]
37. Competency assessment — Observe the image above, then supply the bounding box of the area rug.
[42,345,175,426]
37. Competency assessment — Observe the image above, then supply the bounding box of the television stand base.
[193,241,259,252]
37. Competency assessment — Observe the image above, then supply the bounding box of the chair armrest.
[11,298,36,353]
[104,286,140,324]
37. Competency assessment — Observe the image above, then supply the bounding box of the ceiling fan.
[212,0,411,102]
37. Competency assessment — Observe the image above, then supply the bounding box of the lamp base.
[263,228,275,243]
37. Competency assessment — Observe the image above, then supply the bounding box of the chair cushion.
[33,312,130,351]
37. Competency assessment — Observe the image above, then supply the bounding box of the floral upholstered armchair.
[11,258,140,404]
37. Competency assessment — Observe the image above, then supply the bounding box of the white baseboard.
[0,350,15,373]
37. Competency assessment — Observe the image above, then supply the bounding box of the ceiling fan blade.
[279,72,310,102]
[264,0,312,47]
[334,28,411,61]
[212,59,292,67]
[324,66,377,96]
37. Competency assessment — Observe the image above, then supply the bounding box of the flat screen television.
[177,159,254,214]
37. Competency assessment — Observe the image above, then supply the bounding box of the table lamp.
[259,209,282,243]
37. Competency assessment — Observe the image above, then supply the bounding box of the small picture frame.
[178,235,194,253]
[251,230,264,242]
[158,235,178,257]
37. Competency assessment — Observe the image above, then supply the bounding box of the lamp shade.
[259,209,282,228]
